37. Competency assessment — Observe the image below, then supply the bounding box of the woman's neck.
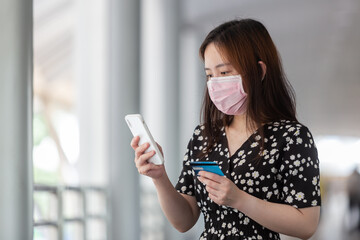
[228,114,257,134]
[228,114,247,132]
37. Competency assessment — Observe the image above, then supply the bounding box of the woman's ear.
[258,61,267,80]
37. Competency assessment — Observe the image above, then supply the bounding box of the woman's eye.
[206,74,213,79]
[220,71,229,75]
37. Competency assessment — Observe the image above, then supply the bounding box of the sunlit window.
[316,136,360,177]
[33,0,108,239]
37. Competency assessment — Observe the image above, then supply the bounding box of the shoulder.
[190,124,207,143]
[264,120,316,147]
[265,120,312,136]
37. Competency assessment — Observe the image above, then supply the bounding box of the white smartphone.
[125,114,164,165]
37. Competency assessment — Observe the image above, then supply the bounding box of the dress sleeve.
[175,126,201,196]
[279,124,321,208]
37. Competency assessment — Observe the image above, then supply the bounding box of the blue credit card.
[189,161,224,176]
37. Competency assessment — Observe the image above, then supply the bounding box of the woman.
[131,18,321,239]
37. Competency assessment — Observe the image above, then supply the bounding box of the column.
[140,0,182,239]
[108,0,141,239]
[0,0,33,239]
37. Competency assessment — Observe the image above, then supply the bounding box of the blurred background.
[1,0,360,239]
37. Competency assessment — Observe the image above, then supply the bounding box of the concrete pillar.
[140,0,181,239]
[0,0,33,239]
[75,0,109,186]
[108,0,141,239]
[179,28,207,239]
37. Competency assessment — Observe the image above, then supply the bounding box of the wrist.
[232,189,246,211]
[152,171,169,186]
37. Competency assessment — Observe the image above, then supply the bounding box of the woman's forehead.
[204,43,230,68]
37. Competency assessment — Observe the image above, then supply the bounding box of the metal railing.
[34,184,108,240]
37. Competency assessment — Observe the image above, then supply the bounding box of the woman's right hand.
[131,136,166,179]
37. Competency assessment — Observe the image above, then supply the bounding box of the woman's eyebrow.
[204,63,231,70]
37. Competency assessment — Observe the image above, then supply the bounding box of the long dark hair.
[199,18,297,157]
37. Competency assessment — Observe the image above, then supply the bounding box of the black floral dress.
[175,120,321,240]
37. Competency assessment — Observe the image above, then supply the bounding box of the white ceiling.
[181,0,360,137]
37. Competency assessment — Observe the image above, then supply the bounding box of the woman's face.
[204,43,239,80]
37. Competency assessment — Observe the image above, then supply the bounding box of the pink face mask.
[207,75,247,115]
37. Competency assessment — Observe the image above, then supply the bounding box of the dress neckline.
[222,123,266,158]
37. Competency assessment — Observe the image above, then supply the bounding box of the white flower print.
[176,122,320,239]
[266,192,273,199]
[252,171,259,178]
[238,150,245,156]
[270,149,277,155]
[312,177,318,185]
[295,192,305,201]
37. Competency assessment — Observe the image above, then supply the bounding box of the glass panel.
[87,219,107,240]
[34,226,58,240]
[87,190,107,216]
[64,222,84,240]
[63,190,84,219]
[34,192,58,222]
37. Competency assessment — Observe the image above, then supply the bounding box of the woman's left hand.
[197,171,241,208]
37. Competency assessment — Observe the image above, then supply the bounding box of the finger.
[136,150,155,166]
[138,163,161,175]
[198,171,223,183]
[130,136,140,150]
[135,142,150,158]
[208,192,219,201]
[197,176,221,191]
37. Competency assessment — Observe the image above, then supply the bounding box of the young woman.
[131,18,321,240]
